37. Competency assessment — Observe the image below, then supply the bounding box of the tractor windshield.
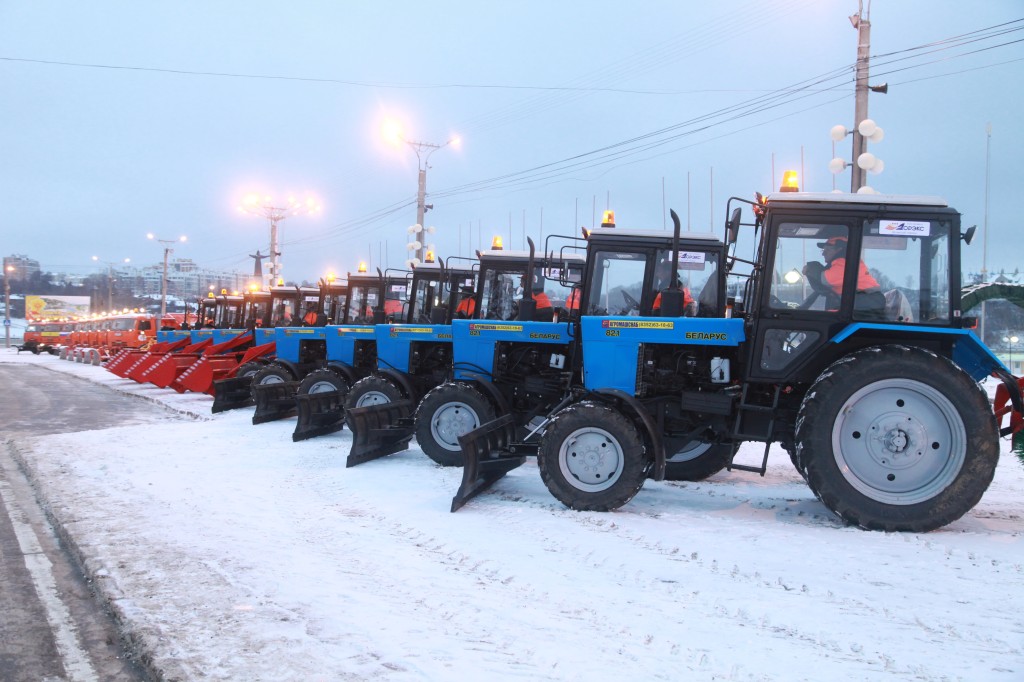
[384,282,408,321]
[347,285,378,324]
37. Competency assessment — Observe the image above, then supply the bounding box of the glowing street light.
[237,193,322,287]
[148,233,187,320]
[1004,334,1020,372]
[92,256,131,313]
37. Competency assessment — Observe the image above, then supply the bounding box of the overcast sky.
[2,1,1022,283]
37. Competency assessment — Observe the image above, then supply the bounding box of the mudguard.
[293,390,346,442]
[378,369,418,401]
[345,400,416,467]
[251,381,300,424]
[589,388,667,481]
[451,414,525,512]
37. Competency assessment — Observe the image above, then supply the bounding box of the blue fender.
[832,323,1022,412]
[378,368,417,401]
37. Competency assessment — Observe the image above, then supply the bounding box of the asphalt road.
[0,364,184,682]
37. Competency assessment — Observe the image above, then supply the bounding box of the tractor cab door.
[746,214,859,383]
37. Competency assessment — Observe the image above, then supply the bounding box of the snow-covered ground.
[3,349,1023,681]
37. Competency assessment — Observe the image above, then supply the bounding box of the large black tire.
[415,383,496,467]
[345,375,404,410]
[537,402,651,511]
[796,345,999,532]
[344,375,404,431]
[297,368,348,396]
[663,441,734,481]
[235,361,263,380]
[253,364,294,386]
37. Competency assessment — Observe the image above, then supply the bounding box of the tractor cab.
[343,271,411,325]
[213,294,245,329]
[317,278,348,325]
[726,191,971,384]
[580,228,725,319]
[407,259,476,324]
[474,246,586,323]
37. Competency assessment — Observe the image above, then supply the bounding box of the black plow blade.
[292,390,346,442]
[251,381,300,425]
[211,376,255,414]
[451,414,525,512]
[345,400,416,467]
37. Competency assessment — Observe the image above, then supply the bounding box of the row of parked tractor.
[57,187,1024,532]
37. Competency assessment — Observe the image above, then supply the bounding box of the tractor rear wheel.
[797,345,998,532]
[415,383,496,467]
[538,403,651,511]
[663,440,734,481]
[253,365,293,386]
[297,368,348,396]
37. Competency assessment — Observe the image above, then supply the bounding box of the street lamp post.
[92,256,131,313]
[1004,335,1019,373]
[147,233,187,320]
[238,194,321,288]
[3,264,13,348]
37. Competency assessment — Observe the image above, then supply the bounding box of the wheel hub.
[865,412,929,469]
[562,429,623,488]
[356,391,390,407]
[432,402,478,450]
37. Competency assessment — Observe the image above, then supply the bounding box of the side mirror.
[962,225,977,245]
[726,207,742,245]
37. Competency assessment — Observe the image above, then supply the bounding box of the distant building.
[3,254,41,280]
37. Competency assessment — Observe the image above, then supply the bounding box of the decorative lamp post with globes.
[147,233,187,320]
[382,119,459,265]
[237,193,321,287]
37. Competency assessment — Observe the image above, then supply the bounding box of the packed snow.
[3,349,1023,681]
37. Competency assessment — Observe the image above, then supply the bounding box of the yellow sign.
[390,327,435,334]
[284,329,318,335]
[335,327,374,334]
[468,323,523,332]
[602,320,674,330]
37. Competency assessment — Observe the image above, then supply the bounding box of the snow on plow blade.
[292,390,346,442]
[451,414,525,512]
[345,400,415,467]
[251,381,300,425]
[211,375,256,413]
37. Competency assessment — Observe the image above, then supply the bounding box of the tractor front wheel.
[235,361,263,380]
[538,403,651,511]
[797,345,998,532]
[345,375,403,410]
[297,368,348,396]
[415,383,495,466]
[252,365,293,386]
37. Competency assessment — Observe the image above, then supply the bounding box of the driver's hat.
[816,236,847,248]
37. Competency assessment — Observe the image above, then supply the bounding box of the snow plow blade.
[292,390,346,442]
[451,414,526,512]
[211,375,256,413]
[251,381,300,425]
[345,400,416,467]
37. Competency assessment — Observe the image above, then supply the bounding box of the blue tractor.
[453,191,1023,533]
[345,240,587,465]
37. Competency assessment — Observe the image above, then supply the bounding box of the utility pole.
[401,137,457,263]
[850,1,871,192]
[148,233,187,320]
[981,122,992,342]
[3,263,12,349]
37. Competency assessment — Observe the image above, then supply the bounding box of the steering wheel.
[618,290,640,315]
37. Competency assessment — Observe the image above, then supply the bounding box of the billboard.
[25,295,91,321]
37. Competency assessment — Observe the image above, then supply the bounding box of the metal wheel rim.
[430,401,480,451]
[259,374,286,385]
[355,390,391,407]
[831,377,966,505]
[667,440,712,464]
[558,426,625,492]
[307,379,339,394]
